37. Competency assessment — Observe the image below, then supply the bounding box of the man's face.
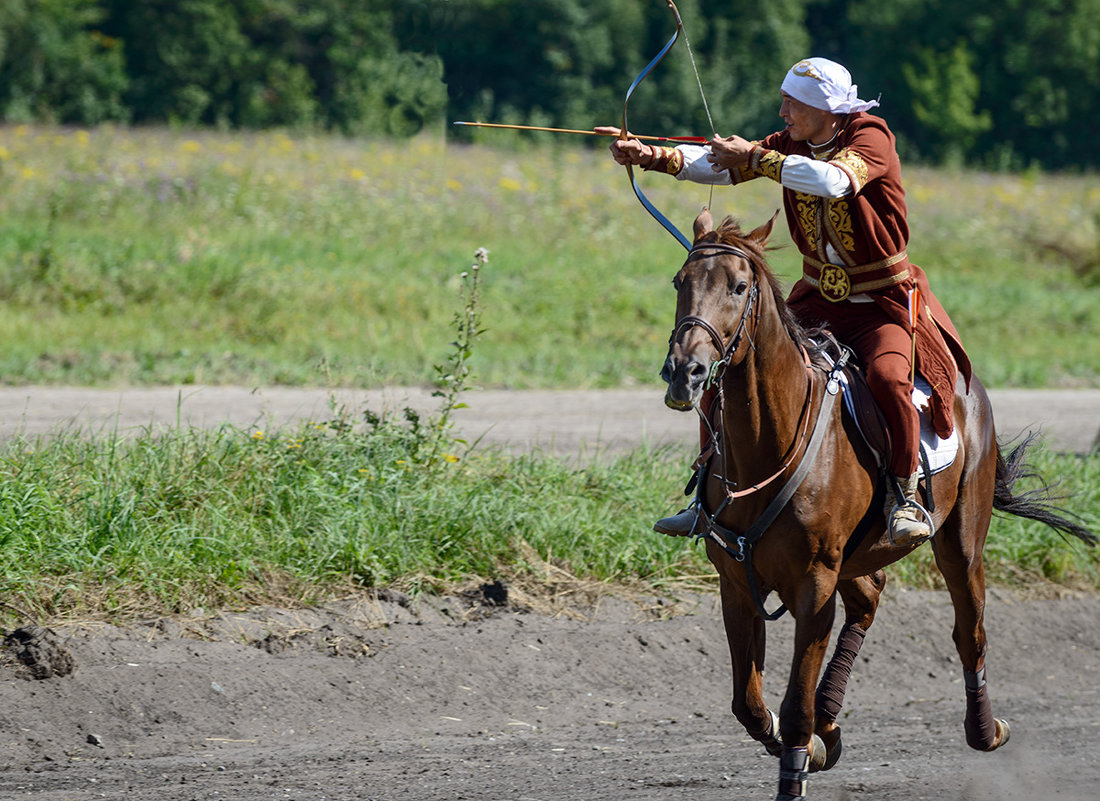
[779,92,840,144]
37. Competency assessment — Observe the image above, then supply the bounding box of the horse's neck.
[721,297,811,462]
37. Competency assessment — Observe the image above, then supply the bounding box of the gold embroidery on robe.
[794,192,819,252]
[832,148,870,193]
[665,149,684,175]
[757,150,785,182]
[826,199,855,252]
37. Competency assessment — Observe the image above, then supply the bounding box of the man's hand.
[706,134,755,173]
[594,126,655,167]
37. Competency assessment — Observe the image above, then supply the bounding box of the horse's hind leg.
[717,573,782,757]
[934,481,1011,751]
[812,569,886,771]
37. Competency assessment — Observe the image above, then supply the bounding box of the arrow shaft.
[453,121,706,144]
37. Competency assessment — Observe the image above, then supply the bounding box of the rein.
[670,240,851,621]
[697,350,848,621]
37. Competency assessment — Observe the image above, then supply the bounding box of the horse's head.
[660,209,778,411]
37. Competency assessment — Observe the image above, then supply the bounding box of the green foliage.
[0,1,1097,167]
[902,42,991,164]
[805,0,1100,169]
[0,0,129,124]
[91,0,446,133]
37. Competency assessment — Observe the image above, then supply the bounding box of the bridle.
[669,241,761,388]
[671,240,811,498]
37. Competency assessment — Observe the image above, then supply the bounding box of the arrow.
[453,121,707,145]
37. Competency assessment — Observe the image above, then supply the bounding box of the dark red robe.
[730,112,971,442]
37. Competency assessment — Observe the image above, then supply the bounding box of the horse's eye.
[732,280,749,295]
[672,276,681,290]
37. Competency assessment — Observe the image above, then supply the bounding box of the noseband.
[670,242,761,383]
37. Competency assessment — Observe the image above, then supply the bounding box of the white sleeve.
[778,155,852,198]
[673,145,733,185]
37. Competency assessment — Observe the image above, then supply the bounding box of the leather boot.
[886,471,933,546]
[653,502,698,537]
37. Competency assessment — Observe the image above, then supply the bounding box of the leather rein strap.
[698,347,847,621]
[673,240,852,621]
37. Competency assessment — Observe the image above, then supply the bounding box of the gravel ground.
[0,385,1095,458]
[1,588,1098,801]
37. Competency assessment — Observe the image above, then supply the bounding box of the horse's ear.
[693,207,714,241]
[746,210,781,247]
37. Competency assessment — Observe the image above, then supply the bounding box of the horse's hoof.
[760,710,783,757]
[820,727,843,772]
[808,733,827,773]
[972,717,1011,752]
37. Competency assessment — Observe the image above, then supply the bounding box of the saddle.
[812,333,959,479]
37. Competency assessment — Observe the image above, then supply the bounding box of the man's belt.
[802,252,909,302]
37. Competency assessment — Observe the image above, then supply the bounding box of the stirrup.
[887,500,934,546]
[653,503,699,537]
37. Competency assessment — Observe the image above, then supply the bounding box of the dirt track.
[0,386,1098,801]
[1,589,1099,801]
[0,385,1096,458]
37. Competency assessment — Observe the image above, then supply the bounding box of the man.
[600,57,971,546]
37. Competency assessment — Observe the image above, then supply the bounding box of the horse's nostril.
[688,360,708,380]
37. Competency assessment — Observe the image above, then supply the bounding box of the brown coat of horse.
[659,210,1096,801]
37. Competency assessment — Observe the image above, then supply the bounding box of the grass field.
[0,125,1096,623]
[0,393,1095,625]
[0,124,1096,389]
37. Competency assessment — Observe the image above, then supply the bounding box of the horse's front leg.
[715,570,781,756]
[777,568,838,801]
[812,569,887,772]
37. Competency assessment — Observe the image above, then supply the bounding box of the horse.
[659,209,1097,801]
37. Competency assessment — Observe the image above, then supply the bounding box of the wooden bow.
[622,0,714,251]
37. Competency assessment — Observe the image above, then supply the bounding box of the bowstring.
[677,12,717,213]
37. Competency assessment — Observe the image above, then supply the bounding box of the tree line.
[2,0,1097,170]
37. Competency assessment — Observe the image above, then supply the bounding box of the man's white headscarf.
[780,58,879,114]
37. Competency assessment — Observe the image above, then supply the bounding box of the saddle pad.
[913,375,959,474]
[837,371,959,474]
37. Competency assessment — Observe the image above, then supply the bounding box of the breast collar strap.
[694,346,852,621]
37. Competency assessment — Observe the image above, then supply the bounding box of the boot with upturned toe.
[653,504,698,537]
[886,471,933,546]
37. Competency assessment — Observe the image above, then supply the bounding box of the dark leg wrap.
[963,667,998,751]
[815,623,867,721]
[777,746,810,800]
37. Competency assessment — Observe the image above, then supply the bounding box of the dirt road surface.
[1,386,1098,801]
[2,589,1099,801]
[0,385,1096,458]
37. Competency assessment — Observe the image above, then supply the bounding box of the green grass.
[0,408,1095,626]
[0,125,1095,388]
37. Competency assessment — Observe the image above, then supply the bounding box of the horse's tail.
[993,432,1098,546]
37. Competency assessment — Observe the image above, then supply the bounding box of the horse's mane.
[705,217,827,359]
